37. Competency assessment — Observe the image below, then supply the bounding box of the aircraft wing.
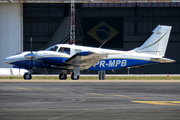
[64,51,106,70]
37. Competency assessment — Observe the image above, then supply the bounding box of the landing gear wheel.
[71,73,79,80]
[59,73,67,80]
[23,73,32,80]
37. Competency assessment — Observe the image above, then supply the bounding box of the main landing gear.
[59,73,67,80]
[59,71,79,80]
[23,70,80,80]
[59,73,79,80]
[71,73,79,80]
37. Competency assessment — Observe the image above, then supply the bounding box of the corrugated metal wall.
[0,3,23,68]
[79,3,180,74]
[0,0,176,3]
[81,3,180,37]
[23,3,66,51]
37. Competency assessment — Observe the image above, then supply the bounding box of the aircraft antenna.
[99,40,108,49]
[30,37,33,53]
[70,0,75,45]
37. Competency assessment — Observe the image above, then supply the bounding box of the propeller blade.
[25,37,35,59]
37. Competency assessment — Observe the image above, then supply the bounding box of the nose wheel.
[23,73,32,80]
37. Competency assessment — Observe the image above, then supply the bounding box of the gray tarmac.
[0,80,180,120]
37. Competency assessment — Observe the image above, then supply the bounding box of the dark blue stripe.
[78,51,93,56]
[88,59,157,71]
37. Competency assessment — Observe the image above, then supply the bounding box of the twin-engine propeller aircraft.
[4,25,175,80]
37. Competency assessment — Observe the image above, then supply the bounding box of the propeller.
[25,37,34,59]
[24,37,35,74]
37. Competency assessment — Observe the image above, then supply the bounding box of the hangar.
[0,0,180,74]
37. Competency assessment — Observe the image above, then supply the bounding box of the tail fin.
[134,25,172,57]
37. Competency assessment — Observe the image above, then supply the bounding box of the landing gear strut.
[71,67,80,80]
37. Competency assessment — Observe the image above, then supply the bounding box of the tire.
[71,73,79,80]
[23,73,32,80]
[59,73,67,80]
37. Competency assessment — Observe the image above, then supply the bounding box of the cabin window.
[58,47,70,54]
[75,49,81,54]
[46,46,58,51]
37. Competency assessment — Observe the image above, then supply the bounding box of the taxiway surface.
[0,80,180,120]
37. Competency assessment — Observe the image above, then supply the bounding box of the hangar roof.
[0,0,178,3]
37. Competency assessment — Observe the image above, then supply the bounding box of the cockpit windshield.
[45,45,58,51]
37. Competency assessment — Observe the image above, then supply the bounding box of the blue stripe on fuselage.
[10,58,157,71]
[87,59,157,71]
[10,57,69,68]
[11,60,51,68]
[78,51,93,56]
[37,57,68,65]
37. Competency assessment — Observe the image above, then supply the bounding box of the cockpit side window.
[46,46,58,51]
[58,47,70,55]
[75,49,81,54]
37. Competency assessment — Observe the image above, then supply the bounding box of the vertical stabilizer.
[135,25,172,57]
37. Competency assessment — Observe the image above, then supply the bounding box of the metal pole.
[70,0,75,45]
[127,67,130,74]
[98,71,105,80]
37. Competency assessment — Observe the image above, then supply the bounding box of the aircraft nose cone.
[3,56,14,64]
[3,57,11,64]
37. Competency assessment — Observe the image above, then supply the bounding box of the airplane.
[3,25,175,80]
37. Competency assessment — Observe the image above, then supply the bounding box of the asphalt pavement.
[0,80,180,120]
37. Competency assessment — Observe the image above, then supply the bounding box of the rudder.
[134,25,172,57]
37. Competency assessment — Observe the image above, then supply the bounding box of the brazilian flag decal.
[83,17,123,48]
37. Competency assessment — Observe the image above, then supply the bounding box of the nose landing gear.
[23,73,32,80]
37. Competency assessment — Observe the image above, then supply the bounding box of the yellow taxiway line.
[16,87,180,106]
[132,101,180,105]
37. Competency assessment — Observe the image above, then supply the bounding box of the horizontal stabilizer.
[150,58,175,63]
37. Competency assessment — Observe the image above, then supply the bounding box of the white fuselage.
[4,44,171,71]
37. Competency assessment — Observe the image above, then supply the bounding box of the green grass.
[0,76,180,80]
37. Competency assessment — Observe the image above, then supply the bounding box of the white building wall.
[0,3,23,68]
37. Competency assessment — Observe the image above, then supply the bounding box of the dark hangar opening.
[23,3,180,74]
